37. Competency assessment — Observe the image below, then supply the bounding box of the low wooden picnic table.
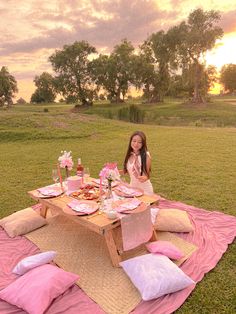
[28,179,159,267]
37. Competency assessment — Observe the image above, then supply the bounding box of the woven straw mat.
[25,214,197,314]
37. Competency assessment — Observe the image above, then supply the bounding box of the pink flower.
[58,151,74,170]
[99,162,120,181]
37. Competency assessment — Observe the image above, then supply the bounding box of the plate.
[63,200,99,216]
[69,185,100,201]
[36,187,64,198]
[112,199,147,214]
[114,185,143,198]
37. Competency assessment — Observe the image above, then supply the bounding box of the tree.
[16,97,27,105]
[175,9,223,103]
[220,64,236,94]
[49,41,97,106]
[0,66,18,107]
[30,72,56,103]
[90,39,136,103]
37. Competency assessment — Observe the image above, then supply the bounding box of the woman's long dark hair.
[123,131,149,176]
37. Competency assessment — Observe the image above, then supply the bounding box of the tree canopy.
[0,66,18,107]
[49,41,97,106]
[220,64,236,94]
[174,8,223,103]
[31,72,56,103]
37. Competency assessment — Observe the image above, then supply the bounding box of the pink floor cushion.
[13,251,57,275]
[146,240,184,260]
[120,253,195,301]
[0,264,79,314]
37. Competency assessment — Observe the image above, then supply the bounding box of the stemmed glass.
[52,169,59,185]
[83,167,90,183]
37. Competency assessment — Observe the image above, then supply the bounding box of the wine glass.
[52,169,59,185]
[83,167,90,183]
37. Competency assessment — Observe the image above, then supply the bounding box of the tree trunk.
[192,62,204,103]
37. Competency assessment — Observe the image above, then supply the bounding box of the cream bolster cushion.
[120,253,195,301]
[13,251,57,275]
[0,207,47,238]
[154,208,194,232]
[0,264,79,314]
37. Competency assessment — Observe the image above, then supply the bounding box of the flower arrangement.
[99,162,120,199]
[58,151,74,178]
[99,162,120,182]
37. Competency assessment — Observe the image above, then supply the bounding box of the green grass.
[83,96,236,127]
[0,103,235,313]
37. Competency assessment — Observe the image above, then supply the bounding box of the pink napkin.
[121,208,153,251]
[67,200,94,213]
[37,186,61,197]
[117,185,141,196]
[114,198,141,213]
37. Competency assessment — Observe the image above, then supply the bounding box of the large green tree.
[90,39,136,103]
[139,29,179,102]
[220,64,236,94]
[49,41,97,106]
[175,8,223,103]
[0,66,18,107]
[30,72,56,103]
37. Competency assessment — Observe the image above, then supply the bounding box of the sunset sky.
[1,0,236,101]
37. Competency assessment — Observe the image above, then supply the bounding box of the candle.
[57,163,63,191]
[99,176,102,196]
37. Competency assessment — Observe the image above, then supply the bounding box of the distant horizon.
[1,0,236,101]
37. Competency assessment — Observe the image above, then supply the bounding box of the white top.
[126,152,154,195]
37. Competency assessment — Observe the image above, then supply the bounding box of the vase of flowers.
[58,151,74,179]
[99,162,120,200]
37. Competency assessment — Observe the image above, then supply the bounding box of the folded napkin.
[114,198,141,213]
[67,200,94,213]
[117,185,141,196]
[37,186,62,197]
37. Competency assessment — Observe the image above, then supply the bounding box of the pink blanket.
[0,198,235,314]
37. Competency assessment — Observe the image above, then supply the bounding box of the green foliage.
[220,64,236,93]
[118,105,145,123]
[0,66,18,107]
[49,41,96,106]
[90,39,136,103]
[30,72,56,103]
[173,8,223,103]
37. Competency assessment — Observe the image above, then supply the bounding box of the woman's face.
[131,135,143,153]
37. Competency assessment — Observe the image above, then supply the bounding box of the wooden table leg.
[150,228,158,242]
[40,204,48,218]
[104,229,122,267]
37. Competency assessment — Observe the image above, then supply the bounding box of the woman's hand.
[137,175,149,183]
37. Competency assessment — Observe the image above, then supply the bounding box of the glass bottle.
[76,158,84,177]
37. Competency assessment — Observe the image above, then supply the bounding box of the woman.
[123,131,154,194]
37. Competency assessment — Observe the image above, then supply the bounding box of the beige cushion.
[154,208,194,233]
[0,207,47,238]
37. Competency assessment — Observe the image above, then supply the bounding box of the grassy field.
[83,96,236,127]
[0,102,236,313]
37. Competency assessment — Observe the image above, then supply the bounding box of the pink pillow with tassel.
[146,240,184,260]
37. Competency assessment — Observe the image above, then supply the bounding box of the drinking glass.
[83,167,90,183]
[52,169,59,185]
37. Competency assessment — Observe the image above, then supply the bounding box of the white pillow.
[120,253,195,301]
[13,251,57,275]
